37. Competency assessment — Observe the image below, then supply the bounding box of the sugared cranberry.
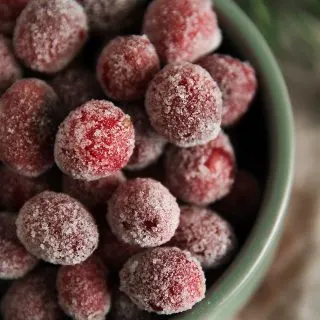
[77,0,146,34]
[110,290,152,320]
[122,105,166,170]
[145,61,222,147]
[0,212,38,280]
[198,54,257,126]
[0,36,22,94]
[107,178,180,247]
[0,166,49,211]
[165,131,235,205]
[1,268,63,320]
[51,64,103,113]
[0,0,30,34]
[63,171,125,210]
[100,227,142,270]
[97,35,160,101]
[57,256,111,320]
[143,0,221,63]
[54,99,135,181]
[0,79,61,177]
[120,247,206,314]
[170,206,236,269]
[13,0,88,73]
[16,191,99,265]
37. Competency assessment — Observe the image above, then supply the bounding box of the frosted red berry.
[0,166,49,211]
[0,36,22,94]
[145,61,222,147]
[165,131,235,205]
[122,105,166,170]
[54,99,135,181]
[100,227,142,270]
[57,256,111,320]
[97,35,160,101]
[143,0,221,63]
[0,212,38,280]
[170,206,236,269]
[0,78,61,177]
[120,247,206,314]
[13,0,88,73]
[63,171,126,210]
[77,0,146,34]
[16,191,99,265]
[107,178,180,247]
[1,268,63,320]
[110,290,151,320]
[198,54,257,126]
[0,0,30,34]
[51,64,103,113]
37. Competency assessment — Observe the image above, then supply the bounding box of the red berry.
[119,247,206,314]
[0,79,61,177]
[1,268,63,320]
[143,0,221,63]
[145,61,222,147]
[13,0,88,73]
[63,171,126,210]
[77,0,146,34]
[0,212,38,280]
[97,35,160,101]
[0,36,22,94]
[198,54,257,126]
[0,0,30,34]
[16,191,99,265]
[110,290,152,320]
[51,64,103,113]
[0,166,49,211]
[170,206,236,269]
[107,178,180,247]
[54,99,135,181]
[122,105,166,170]
[57,256,111,320]
[165,131,235,205]
[100,227,142,270]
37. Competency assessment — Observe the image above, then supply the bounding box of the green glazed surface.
[174,0,294,319]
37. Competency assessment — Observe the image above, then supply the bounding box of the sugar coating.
[110,290,152,320]
[145,61,222,147]
[100,227,142,270]
[107,178,180,248]
[119,247,206,315]
[0,78,61,178]
[97,35,160,101]
[54,99,135,181]
[57,256,111,320]
[122,104,166,170]
[0,166,49,211]
[143,0,221,63]
[0,0,30,34]
[13,0,88,73]
[0,212,38,280]
[16,191,99,265]
[63,171,126,209]
[51,64,103,113]
[169,206,237,269]
[0,36,22,94]
[198,54,257,126]
[1,268,63,320]
[165,131,236,205]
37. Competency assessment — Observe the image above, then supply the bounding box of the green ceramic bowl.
[173,0,294,319]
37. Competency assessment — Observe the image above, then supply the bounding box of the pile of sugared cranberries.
[0,0,261,318]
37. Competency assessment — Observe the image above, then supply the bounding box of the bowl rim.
[174,0,294,319]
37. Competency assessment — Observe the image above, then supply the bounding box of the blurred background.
[236,0,320,319]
